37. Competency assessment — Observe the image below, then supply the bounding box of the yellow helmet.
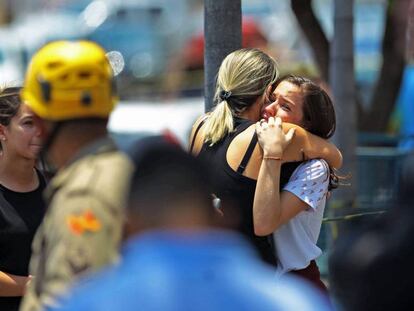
[21,40,118,121]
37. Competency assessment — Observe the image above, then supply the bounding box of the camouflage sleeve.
[28,194,123,310]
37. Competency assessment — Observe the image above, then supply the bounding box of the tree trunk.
[291,0,330,81]
[291,0,411,133]
[360,0,411,132]
[0,0,13,24]
[204,0,242,112]
[330,0,357,206]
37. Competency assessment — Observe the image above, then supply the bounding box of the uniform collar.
[44,136,118,199]
[67,136,118,166]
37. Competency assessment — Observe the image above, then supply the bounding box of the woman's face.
[263,81,304,126]
[0,104,43,160]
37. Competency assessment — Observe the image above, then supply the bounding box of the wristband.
[263,156,282,161]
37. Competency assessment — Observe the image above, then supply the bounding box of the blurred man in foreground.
[20,41,133,311]
[51,136,331,311]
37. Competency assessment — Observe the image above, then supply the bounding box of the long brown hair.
[0,86,21,126]
[278,75,339,189]
[0,86,22,151]
[279,75,336,139]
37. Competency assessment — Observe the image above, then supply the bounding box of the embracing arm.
[253,118,331,236]
[253,156,283,236]
[0,271,31,297]
[255,157,330,236]
[282,123,342,169]
[254,167,309,236]
[253,117,303,236]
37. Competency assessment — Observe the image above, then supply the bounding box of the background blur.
[0,0,412,135]
[1,0,406,101]
[1,0,413,276]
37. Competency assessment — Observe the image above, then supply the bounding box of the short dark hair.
[278,75,336,139]
[127,135,214,223]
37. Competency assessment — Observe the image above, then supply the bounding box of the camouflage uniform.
[20,138,133,311]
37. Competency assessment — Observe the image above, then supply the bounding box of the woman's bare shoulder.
[189,114,209,155]
[228,124,262,179]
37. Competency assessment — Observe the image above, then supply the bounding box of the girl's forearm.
[253,158,282,236]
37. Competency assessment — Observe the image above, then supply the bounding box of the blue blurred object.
[79,0,188,84]
[50,231,332,311]
[397,65,414,150]
[9,11,86,69]
[85,3,166,81]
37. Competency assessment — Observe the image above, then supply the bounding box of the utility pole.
[204,0,242,112]
[330,0,357,209]
[407,0,414,60]
[0,0,12,24]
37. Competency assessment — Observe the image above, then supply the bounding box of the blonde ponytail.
[203,100,234,145]
[202,48,278,146]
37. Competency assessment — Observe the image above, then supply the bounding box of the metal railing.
[317,138,413,276]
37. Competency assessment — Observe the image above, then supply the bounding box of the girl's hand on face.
[255,117,295,158]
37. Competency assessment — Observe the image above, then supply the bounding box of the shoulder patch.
[67,210,101,235]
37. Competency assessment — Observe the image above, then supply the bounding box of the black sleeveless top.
[195,117,301,266]
[0,169,47,311]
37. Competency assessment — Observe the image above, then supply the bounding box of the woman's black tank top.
[196,116,301,266]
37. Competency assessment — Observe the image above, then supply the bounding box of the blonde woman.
[190,48,342,266]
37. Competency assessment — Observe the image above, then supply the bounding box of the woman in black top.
[189,49,342,266]
[0,87,47,311]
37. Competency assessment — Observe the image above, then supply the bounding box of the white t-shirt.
[274,159,330,276]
